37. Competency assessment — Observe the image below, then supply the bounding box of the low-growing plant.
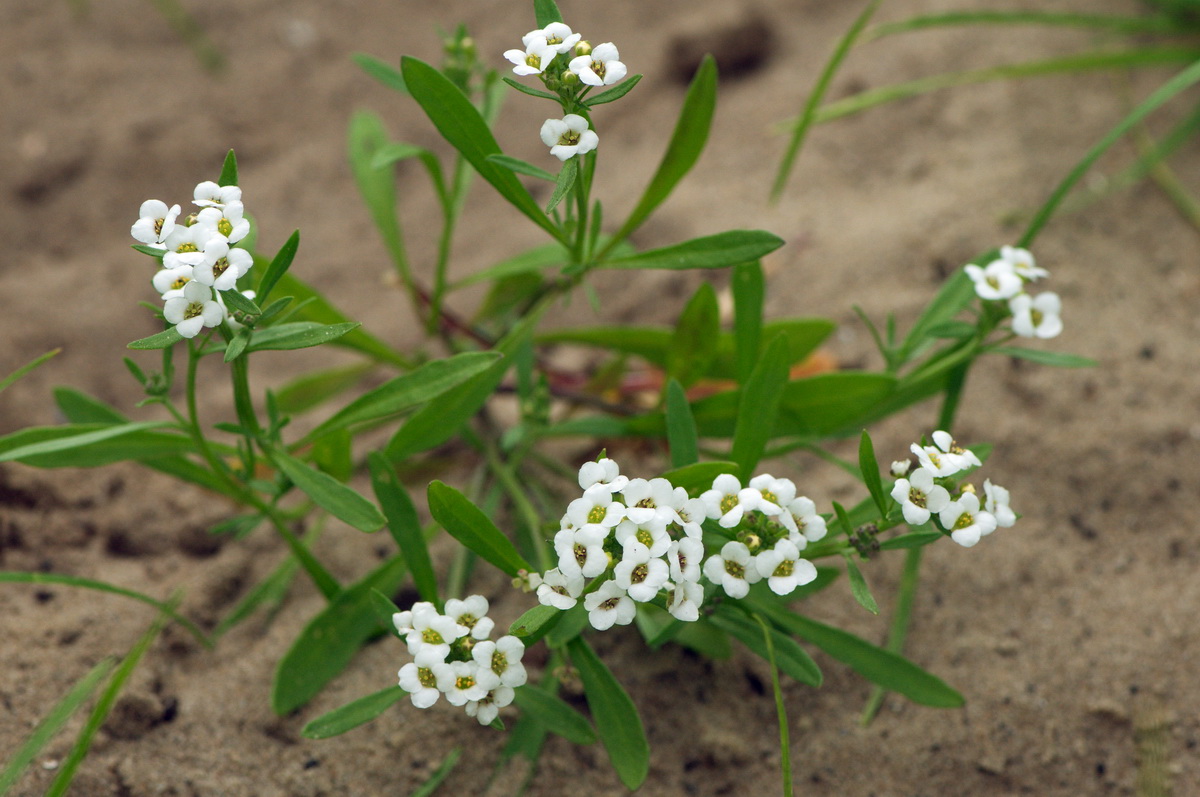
[1,0,1097,792]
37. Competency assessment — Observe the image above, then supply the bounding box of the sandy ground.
[3,0,1200,794]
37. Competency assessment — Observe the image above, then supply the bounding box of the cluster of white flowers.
[534,459,825,632]
[503,22,627,162]
[392,595,527,726]
[890,431,1016,548]
[965,246,1061,339]
[130,181,254,338]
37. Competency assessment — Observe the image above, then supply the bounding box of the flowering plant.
[0,0,1094,793]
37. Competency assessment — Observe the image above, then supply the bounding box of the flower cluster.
[965,246,1061,339]
[392,596,527,726]
[503,22,628,162]
[534,459,825,632]
[130,181,254,338]
[891,431,1016,547]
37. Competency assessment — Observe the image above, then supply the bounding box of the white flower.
[748,474,796,524]
[702,541,761,599]
[523,22,581,54]
[435,660,489,706]
[983,479,1016,528]
[540,114,599,162]
[406,610,468,659]
[674,494,708,538]
[965,259,1023,301]
[564,483,625,535]
[392,602,436,637]
[504,36,554,76]
[700,474,762,528]
[192,237,253,291]
[163,280,224,339]
[785,496,827,543]
[1000,245,1049,281]
[444,595,495,641]
[613,517,670,558]
[161,223,214,270]
[911,442,962,478]
[666,580,703,622]
[536,568,584,610]
[472,635,527,689]
[398,647,445,709]
[890,467,951,526]
[578,457,629,492]
[613,542,669,602]
[131,200,181,247]
[755,539,817,596]
[620,478,683,526]
[151,265,194,300]
[197,201,250,244]
[1009,292,1063,339]
[930,430,982,471]
[465,685,515,726]
[193,180,242,208]
[554,525,609,579]
[569,42,626,86]
[667,537,704,584]
[939,492,998,548]
[890,460,912,478]
[584,580,636,630]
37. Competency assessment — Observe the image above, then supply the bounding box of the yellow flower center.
[724,560,744,579]
[421,628,444,645]
[772,559,794,579]
[491,650,507,674]
[183,301,204,320]
[719,494,738,515]
[217,218,233,237]
[417,667,436,688]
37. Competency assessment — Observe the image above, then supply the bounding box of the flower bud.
[559,71,578,87]
[960,482,976,494]
[574,40,592,57]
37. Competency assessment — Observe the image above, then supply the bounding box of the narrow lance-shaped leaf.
[665,379,699,469]
[567,637,650,790]
[603,55,717,255]
[988,346,1097,368]
[301,686,407,739]
[352,52,408,94]
[667,281,719,387]
[272,555,410,714]
[128,327,183,350]
[545,155,577,214]
[584,74,642,107]
[370,453,439,607]
[512,684,597,745]
[349,111,409,282]
[486,153,556,182]
[534,0,563,27]
[732,261,764,385]
[217,149,238,186]
[273,450,386,533]
[843,554,880,615]
[598,230,784,271]
[255,230,299,305]
[858,430,889,517]
[427,481,530,577]
[0,348,59,395]
[711,606,822,687]
[245,321,360,353]
[508,604,561,646]
[730,334,791,476]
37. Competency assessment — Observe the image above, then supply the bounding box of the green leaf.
[659,461,738,494]
[255,230,299,305]
[349,111,409,281]
[925,320,977,339]
[665,379,699,468]
[53,387,125,424]
[127,327,183,350]
[544,603,589,648]
[273,451,386,532]
[858,430,889,517]
[605,55,717,253]
[732,261,764,385]
[401,56,563,241]
[533,0,563,26]
[545,156,577,214]
[731,334,791,476]
[217,149,238,186]
[843,555,880,614]
[0,658,114,794]
[220,287,261,316]
[131,244,167,259]
[352,52,408,93]
[411,749,461,797]
[385,355,508,461]
[300,686,407,739]
[500,76,562,102]
[275,362,374,415]
[368,588,402,633]
[867,10,1190,40]
[749,599,964,708]
[599,230,784,271]
[0,572,209,646]
[272,555,410,714]
[307,352,501,442]
[245,322,360,353]
[667,282,719,387]
[509,604,562,646]
[567,637,649,790]
[711,606,823,687]
[370,453,439,606]
[584,74,642,107]
[268,272,410,367]
[0,422,188,467]
[879,530,943,550]
[513,685,597,745]
[451,242,567,289]
[899,268,978,363]
[0,348,59,394]
[223,329,250,363]
[427,481,530,577]
[486,153,556,182]
[988,346,1097,368]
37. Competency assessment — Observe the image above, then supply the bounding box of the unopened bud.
[574,40,592,57]
[460,37,475,57]
[960,482,976,494]
[890,459,911,477]
[183,213,200,227]
[559,71,577,87]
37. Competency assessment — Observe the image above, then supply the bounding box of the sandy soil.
[3,0,1200,794]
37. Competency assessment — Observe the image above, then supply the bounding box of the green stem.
[484,437,552,572]
[753,613,794,797]
[860,545,922,725]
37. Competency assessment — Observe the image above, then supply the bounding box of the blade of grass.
[0,349,60,394]
[867,11,1190,41]
[772,0,884,200]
